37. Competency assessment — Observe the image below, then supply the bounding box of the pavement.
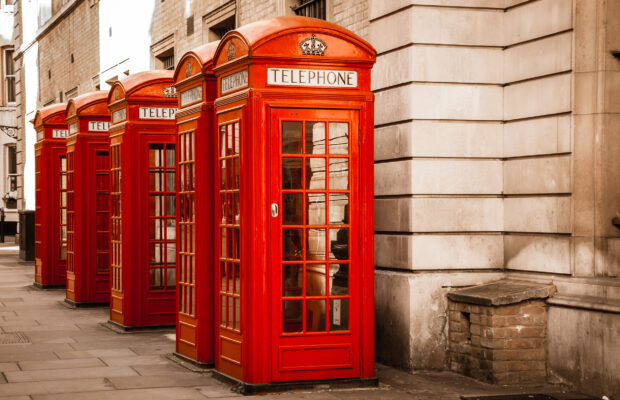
[0,245,597,399]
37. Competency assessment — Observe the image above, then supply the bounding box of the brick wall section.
[331,0,368,40]
[448,300,548,384]
[237,0,276,26]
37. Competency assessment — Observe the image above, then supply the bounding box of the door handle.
[271,203,279,217]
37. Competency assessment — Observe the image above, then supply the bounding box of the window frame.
[3,48,16,105]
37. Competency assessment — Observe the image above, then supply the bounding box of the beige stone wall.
[371,0,620,395]
[37,0,100,106]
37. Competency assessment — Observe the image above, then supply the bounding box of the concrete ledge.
[101,320,175,333]
[447,279,556,306]
[547,295,620,314]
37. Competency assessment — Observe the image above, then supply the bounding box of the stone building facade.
[9,0,620,397]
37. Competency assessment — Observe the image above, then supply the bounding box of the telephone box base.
[103,320,175,333]
[167,353,214,371]
[32,282,65,290]
[212,371,378,395]
[62,299,109,309]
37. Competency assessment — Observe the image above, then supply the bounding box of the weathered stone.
[447,279,556,306]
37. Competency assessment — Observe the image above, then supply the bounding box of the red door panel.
[270,108,360,382]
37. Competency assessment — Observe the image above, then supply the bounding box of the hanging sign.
[221,69,248,94]
[267,67,358,88]
[139,107,177,120]
[88,121,110,132]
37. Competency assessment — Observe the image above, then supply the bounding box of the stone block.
[504,196,571,233]
[368,0,410,21]
[375,233,504,270]
[504,0,573,45]
[503,115,570,158]
[504,234,571,274]
[375,83,503,125]
[604,71,620,113]
[504,73,571,121]
[504,155,571,194]
[368,7,412,53]
[375,197,503,232]
[375,121,502,161]
[504,31,571,83]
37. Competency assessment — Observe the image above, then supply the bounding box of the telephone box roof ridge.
[173,41,220,83]
[112,70,174,95]
[67,91,110,117]
[220,15,375,55]
[32,103,67,127]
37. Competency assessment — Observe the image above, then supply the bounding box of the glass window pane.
[282,121,302,154]
[232,228,239,259]
[328,158,348,190]
[166,243,175,263]
[305,121,325,154]
[166,218,176,240]
[166,195,175,217]
[220,160,225,189]
[234,298,240,330]
[149,195,162,216]
[282,158,302,189]
[306,228,325,260]
[306,158,325,189]
[166,268,176,289]
[283,300,302,333]
[306,264,326,296]
[330,264,348,295]
[233,263,240,294]
[233,158,240,189]
[166,171,175,192]
[329,228,348,260]
[149,243,163,265]
[329,193,348,225]
[220,262,226,291]
[227,124,233,155]
[283,229,302,260]
[329,122,349,154]
[329,298,349,331]
[282,264,302,297]
[220,126,226,158]
[149,268,163,290]
[233,193,240,224]
[306,193,325,225]
[220,295,226,326]
[234,123,240,155]
[220,228,226,258]
[306,299,326,332]
[227,296,234,328]
[283,193,302,225]
[149,144,164,166]
[149,219,161,240]
[166,145,175,167]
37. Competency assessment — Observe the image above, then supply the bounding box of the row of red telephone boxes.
[32,16,376,390]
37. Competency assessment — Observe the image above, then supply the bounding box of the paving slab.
[0,362,19,372]
[99,354,170,367]
[18,357,105,371]
[107,374,216,390]
[4,365,139,383]
[31,387,210,400]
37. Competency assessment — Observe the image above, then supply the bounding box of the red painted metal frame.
[211,16,376,385]
[64,91,111,305]
[107,71,178,328]
[173,42,219,364]
[32,103,68,288]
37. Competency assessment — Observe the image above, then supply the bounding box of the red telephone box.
[173,42,218,364]
[211,17,376,390]
[33,103,68,288]
[107,71,178,328]
[64,91,111,306]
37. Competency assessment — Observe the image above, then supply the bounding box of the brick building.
[9,0,620,397]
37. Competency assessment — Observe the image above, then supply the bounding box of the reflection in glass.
[329,264,348,295]
[282,264,302,297]
[329,193,348,225]
[149,268,163,290]
[329,122,349,154]
[166,243,175,263]
[166,146,175,166]
[306,299,326,332]
[221,295,226,326]
[166,268,175,289]
[220,126,226,157]
[329,298,349,331]
[220,228,226,258]
[282,158,302,189]
[306,228,325,260]
[149,195,161,216]
[305,121,325,154]
[283,229,302,260]
[220,262,226,291]
[232,228,239,259]
[234,298,240,330]
[283,300,302,333]
[233,263,240,294]
[149,243,163,265]
[167,219,176,240]
[220,161,226,189]
[306,158,325,189]
[329,228,348,260]
[306,193,325,225]
[227,124,233,155]
[282,121,302,154]
[329,158,348,190]
[166,195,175,216]
[234,123,240,155]
[283,193,302,225]
[306,264,326,296]
[149,144,164,166]
[166,171,175,191]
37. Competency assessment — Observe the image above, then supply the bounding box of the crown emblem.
[227,43,236,61]
[185,62,192,77]
[163,85,177,98]
[300,34,326,56]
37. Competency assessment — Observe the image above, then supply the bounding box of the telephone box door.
[270,108,360,382]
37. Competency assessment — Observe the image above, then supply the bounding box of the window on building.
[187,15,194,36]
[156,49,175,71]
[38,0,52,26]
[292,0,326,20]
[4,48,15,104]
[5,145,17,209]
[209,15,235,39]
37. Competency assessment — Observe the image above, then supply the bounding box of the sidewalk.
[0,248,592,399]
